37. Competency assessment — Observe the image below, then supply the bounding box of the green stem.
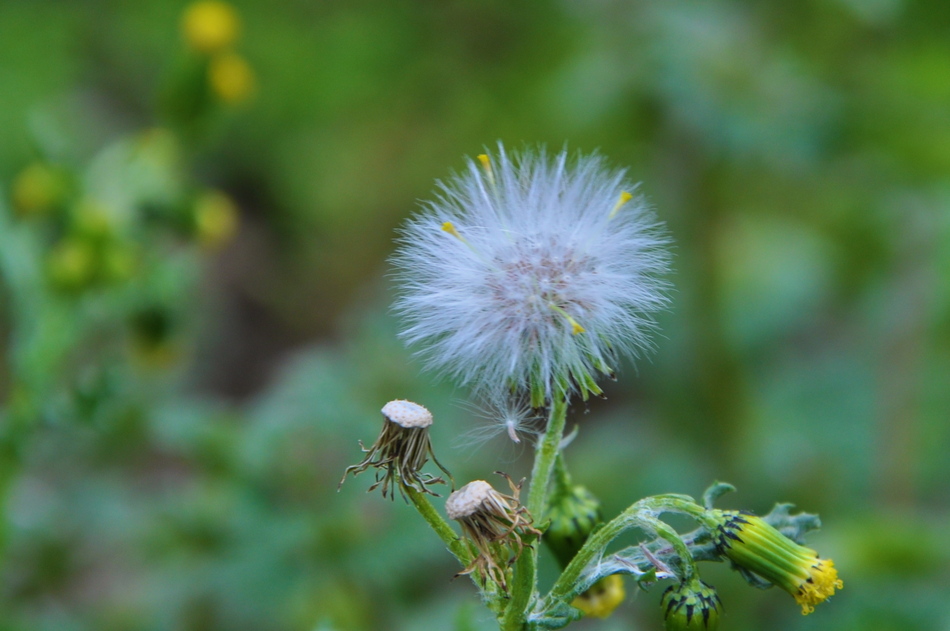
[638,514,697,581]
[548,494,705,603]
[501,395,570,631]
[527,395,569,517]
[405,486,472,565]
[500,548,535,631]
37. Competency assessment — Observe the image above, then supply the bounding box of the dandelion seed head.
[392,144,671,402]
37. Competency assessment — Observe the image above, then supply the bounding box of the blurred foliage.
[1,1,949,630]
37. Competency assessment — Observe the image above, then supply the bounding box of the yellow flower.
[792,558,842,614]
[710,510,843,614]
[46,238,96,290]
[194,190,239,249]
[208,52,255,104]
[12,163,68,217]
[572,575,625,619]
[182,1,240,53]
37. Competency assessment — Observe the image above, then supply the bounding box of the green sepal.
[702,481,736,510]
[636,567,658,586]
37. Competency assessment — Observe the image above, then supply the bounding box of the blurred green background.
[1,0,949,630]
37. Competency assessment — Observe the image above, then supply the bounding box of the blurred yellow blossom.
[208,52,255,103]
[181,1,240,53]
[72,200,115,241]
[47,238,96,290]
[194,190,239,249]
[12,163,68,217]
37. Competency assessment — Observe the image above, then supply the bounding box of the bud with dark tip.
[661,578,721,631]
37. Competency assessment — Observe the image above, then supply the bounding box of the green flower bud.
[545,482,602,568]
[661,578,721,631]
[47,238,96,291]
[708,510,843,615]
[193,190,238,249]
[12,163,70,218]
[71,200,116,242]
[545,460,625,618]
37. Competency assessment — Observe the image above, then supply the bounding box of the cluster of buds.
[339,400,451,500]
[180,1,254,104]
[164,1,255,136]
[709,509,843,615]
[7,131,241,299]
[445,475,541,593]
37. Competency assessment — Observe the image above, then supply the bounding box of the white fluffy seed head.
[446,480,494,520]
[392,144,671,402]
[381,399,433,428]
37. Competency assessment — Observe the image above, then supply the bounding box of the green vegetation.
[1,1,948,630]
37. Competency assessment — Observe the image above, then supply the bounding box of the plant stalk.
[501,395,570,630]
[406,486,472,565]
[548,494,705,604]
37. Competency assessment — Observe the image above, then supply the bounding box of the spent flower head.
[446,474,541,593]
[339,400,452,500]
[392,145,670,404]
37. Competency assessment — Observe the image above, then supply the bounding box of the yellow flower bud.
[572,575,625,619]
[47,238,96,290]
[12,163,68,217]
[194,190,239,249]
[208,52,255,104]
[181,1,240,53]
[710,510,843,614]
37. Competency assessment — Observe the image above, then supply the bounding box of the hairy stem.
[527,395,569,517]
[501,395,570,630]
[548,494,705,604]
[406,486,472,565]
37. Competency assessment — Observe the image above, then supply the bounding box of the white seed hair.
[455,396,542,449]
[392,144,671,401]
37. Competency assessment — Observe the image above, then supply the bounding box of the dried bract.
[446,474,541,592]
[339,400,452,500]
